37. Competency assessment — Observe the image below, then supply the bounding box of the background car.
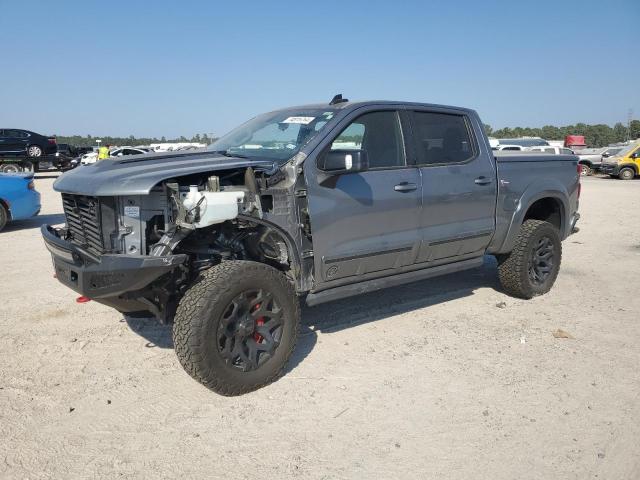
[0,172,41,232]
[577,146,624,175]
[80,146,150,165]
[528,146,575,155]
[55,143,77,159]
[494,144,528,151]
[0,129,57,157]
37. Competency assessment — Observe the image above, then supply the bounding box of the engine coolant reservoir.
[182,186,245,228]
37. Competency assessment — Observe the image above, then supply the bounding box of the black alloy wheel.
[217,288,284,372]
[528,236,555,286]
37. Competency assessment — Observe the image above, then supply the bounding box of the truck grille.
[61,194,105,253]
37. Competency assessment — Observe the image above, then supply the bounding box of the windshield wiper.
[211,150,249,159]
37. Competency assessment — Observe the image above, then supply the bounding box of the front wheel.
[579,164,592,176]
[173,261,300,396]
[618,167,635,180]
[497,219,562,299]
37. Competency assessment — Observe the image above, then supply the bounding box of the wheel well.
[578,159,592,166]
[620,164,638,173]
[0,198,10,219]
[523,197,562,231]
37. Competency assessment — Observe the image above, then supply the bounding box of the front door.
[408,109,497,264]
[305,109,421,289]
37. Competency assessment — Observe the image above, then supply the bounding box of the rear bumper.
[41,224,187,311]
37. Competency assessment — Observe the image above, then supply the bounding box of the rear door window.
[410,112,475,165]
[4,129,25,138]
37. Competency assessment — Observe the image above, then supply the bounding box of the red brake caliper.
[252,303,265,343]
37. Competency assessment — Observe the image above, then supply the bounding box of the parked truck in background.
[42,97,581,395]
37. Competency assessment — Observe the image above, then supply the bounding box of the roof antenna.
[329,94,348,105]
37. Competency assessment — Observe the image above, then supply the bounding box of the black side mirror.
[602,152,611,158]
[318,149,368,174]
[631,151,640,159]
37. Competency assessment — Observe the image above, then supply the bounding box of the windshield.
[208,109,338,162]
[611,142,639,158]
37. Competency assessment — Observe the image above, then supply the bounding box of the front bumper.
[599,163,620,175]
[42,224,187,311]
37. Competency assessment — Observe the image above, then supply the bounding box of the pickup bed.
[42,98,580,395]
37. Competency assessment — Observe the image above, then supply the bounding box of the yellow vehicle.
[600,141,640,180]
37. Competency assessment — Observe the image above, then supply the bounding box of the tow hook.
[76,296,92,303]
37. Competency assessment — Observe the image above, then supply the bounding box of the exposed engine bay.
[55,164,312,321]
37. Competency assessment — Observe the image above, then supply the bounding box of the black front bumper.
[599,163,620,175]
[42,225,187,312]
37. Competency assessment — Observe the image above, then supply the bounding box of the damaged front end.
[43,162,309,322]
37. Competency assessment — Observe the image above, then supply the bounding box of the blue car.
[0,172,41,231]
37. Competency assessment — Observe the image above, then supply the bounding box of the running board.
[305,257,484,307]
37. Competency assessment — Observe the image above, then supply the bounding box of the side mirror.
[631,151,640,159]
[318,149,368,174]
[602,152,611,158]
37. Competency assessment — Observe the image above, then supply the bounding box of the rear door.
[408,109,497,264]
[305,108,422,288]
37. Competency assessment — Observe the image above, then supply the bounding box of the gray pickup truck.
[43,96,580,395]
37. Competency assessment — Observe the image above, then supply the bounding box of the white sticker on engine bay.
[124,206,140,218]
[281,116,315,124]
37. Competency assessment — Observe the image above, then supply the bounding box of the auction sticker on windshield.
[282,116,315,124]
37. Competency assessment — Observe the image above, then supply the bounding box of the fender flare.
[497,182,570,254]
[618,163,638,174]
[236,214,304,288]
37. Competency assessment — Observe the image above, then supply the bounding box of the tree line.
[484,120,640,148]
[54,120,640,149]
[53,133,217,147]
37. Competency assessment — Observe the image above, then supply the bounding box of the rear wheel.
[497,219,562,299]
[26,145,43,157]
[0,204,8,232]
[173,261,300,396]
[618,167,635,180]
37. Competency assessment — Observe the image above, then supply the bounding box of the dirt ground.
[1,173,639,479]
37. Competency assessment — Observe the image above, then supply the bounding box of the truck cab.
[600,141,640,180]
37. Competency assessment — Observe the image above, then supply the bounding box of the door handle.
[474,176,493,185]
[394,182,417,192]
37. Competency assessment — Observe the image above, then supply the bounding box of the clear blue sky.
[1,0,638,138]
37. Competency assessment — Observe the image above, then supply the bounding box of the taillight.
[48,137,57,144]
[27,181,35,190]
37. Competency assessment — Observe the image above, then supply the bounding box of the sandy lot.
[1,173,639,479]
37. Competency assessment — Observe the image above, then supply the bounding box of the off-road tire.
[497,219,562,299]
[173,261,300,396]
[27,145,43,157]
[0,204,8,232]
[618,167,635,180]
